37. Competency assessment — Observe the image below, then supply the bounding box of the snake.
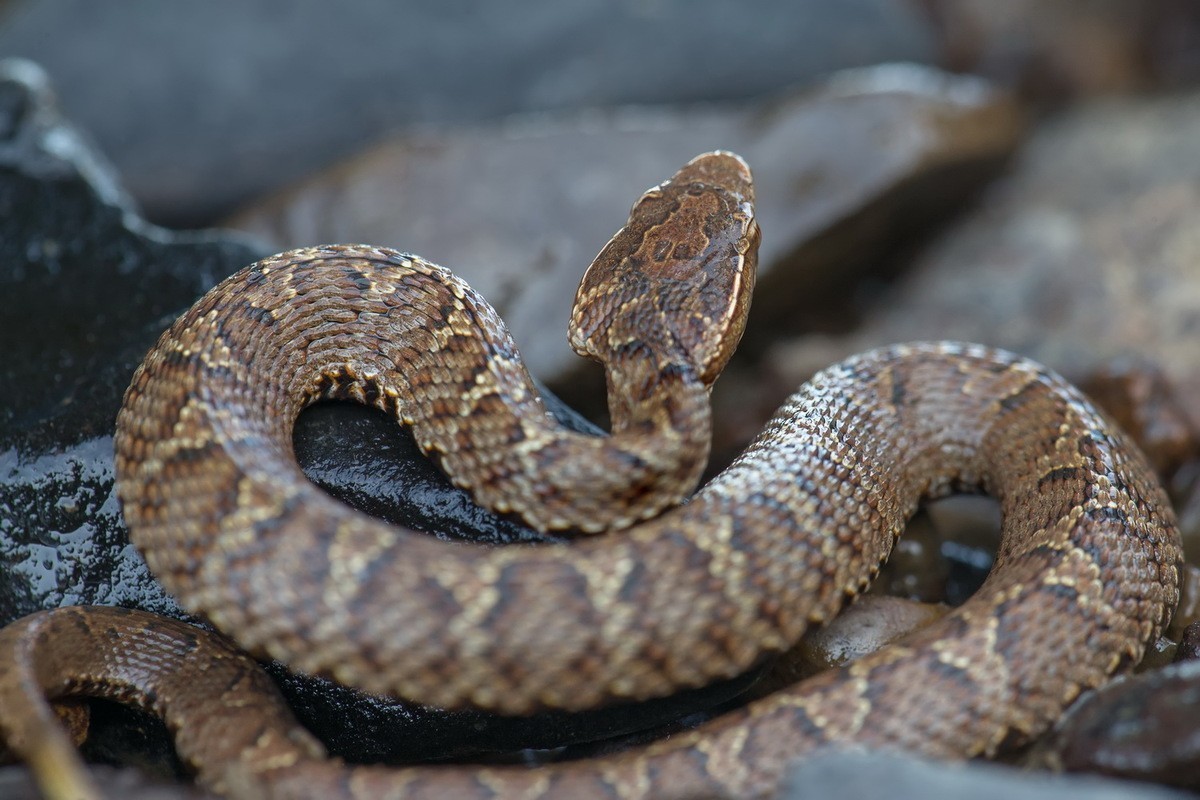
[0,152,1184,799]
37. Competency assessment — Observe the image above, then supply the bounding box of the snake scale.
[0,152,1184,799]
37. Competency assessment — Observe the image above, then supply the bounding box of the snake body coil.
[0,153,1183,799]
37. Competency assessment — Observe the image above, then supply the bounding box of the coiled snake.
[0,153,1184,799]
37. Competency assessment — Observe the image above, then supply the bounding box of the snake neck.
[384,346,714,535]
[399,298,719,532]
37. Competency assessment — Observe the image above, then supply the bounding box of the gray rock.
[0,0,937,225]
[230,64,1022,384]
[781,751,1193,800]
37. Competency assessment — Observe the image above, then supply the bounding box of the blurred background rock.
[2,0,1196,228]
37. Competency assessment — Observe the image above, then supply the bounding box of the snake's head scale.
[569,151,760,388]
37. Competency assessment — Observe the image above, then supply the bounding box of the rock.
[1080,361,1199,480]
[774,93,1200,386]
[0,58,744,768]
[0,0,938,226]
[772,92,1200,402]
[754,595,946,698]
[794,595,947,672]
[229,64,1022,387]
[0,57,264,625]
[781,751,1194,800]
[1177,622,1200,662]
[918,1,1200,99]
[1047,660,1200,790]
[0,764,212,800]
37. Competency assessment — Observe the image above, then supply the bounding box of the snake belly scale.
[0,152,1184,799]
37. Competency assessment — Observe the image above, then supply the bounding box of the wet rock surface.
[229,63,1022,386]
[0,58,262,625]
[781,752,1195,800]
[0,58,751,770]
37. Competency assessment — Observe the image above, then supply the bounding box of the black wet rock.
[271,666,756,765]
[0,58,263,624]
[1049,660,1200,790]
[781,751,1194,800]
[0,58,746,769]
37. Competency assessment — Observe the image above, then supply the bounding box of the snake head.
[569,151,760,388]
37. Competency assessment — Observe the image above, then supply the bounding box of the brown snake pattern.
[0,152,1185,800]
